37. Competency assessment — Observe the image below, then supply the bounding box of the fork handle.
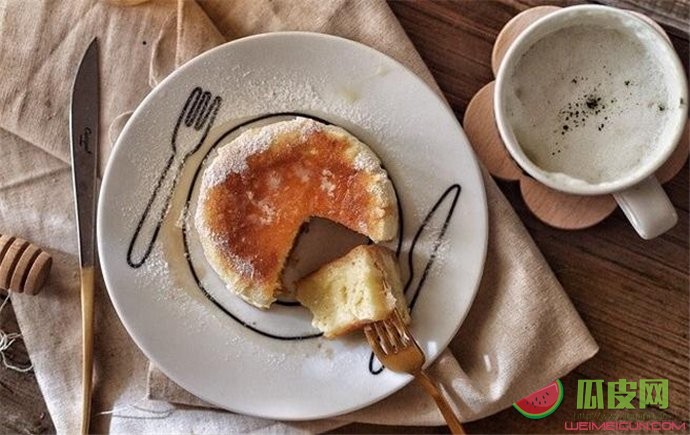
[415,370,465,434]
[126,154,179,268]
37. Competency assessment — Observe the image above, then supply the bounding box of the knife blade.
[70,37,99,435]
[70,38,99,268]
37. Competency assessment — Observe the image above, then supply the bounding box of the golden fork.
[364,310,465,434]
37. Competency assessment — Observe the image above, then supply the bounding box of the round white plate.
[98,32,488,420]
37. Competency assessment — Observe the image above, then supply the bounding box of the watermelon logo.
[513,379,564,419]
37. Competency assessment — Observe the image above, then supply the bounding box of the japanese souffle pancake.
[195,117,399,310]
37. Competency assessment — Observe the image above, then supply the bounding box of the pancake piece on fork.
[296,244,410,338]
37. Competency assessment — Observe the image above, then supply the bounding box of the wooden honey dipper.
[0,234,52,295]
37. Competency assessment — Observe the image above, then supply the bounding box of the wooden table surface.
[1,1,687,433]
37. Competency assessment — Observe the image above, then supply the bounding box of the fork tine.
[186,92,205,128]
[201,96,222,130]
[369,316,461,433]
[389,309,410,345]
[382,318,402,353]
[365,324,390,358]
[194,92,212,130]
[363,325,382,354]
[183,87,202,127]
[373,322,392,354]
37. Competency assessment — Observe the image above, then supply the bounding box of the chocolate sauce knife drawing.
[369,184,462,375]
[70,37,99,435]
[126,87,222,268]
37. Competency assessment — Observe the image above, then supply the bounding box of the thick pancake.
[295,245,410,338]
[195,117,398,309]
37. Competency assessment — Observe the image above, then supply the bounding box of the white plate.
[98,32,488,420]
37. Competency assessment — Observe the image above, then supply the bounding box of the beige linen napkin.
[0,0,597,433]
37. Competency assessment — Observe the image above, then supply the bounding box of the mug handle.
[613,176,677,239]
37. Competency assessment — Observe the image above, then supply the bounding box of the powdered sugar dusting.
[267,172,281,191]
[293,164,311,183]
[255,200,276,225]
[353,150,380,171]
[175,204,189,229]
[320,169,336,197]
[193,202,259,281]
[139,247,170,284]
[227,252,255,279]
[202,118,323,188]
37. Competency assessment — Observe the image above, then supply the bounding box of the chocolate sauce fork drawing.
[127,87,222,268]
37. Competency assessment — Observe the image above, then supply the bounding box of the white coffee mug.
[494,5,688,239]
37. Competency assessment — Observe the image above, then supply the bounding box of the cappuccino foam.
[506,24,681,185]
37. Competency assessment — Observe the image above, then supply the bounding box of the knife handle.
[127,155,179,268]
[80,266,95,435]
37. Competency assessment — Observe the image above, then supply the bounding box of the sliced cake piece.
[296,244,410,338]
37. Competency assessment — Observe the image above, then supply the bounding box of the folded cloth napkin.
[0,0,598,433]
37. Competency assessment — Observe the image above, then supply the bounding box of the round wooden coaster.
[657,123,690,183]
[464,81,619,229]
[627,11,671,43]
[465,5,690,231]
[491,6,561,75]
[0,238,28,290]
[24,252,52,296]
[491,7,669,76]
[521,178,618,229]
[463,82,522,181]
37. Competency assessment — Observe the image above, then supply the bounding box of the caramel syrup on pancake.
[203,131,376,283]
